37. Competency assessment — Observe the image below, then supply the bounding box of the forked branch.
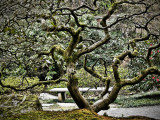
[112,50,138,83]
[83,55,111,97]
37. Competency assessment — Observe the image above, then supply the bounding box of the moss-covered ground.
[3,109,155,120]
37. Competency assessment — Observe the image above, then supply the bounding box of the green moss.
[54,45,64,56]
[3,109,104,120]
[113,58,120,64]
[111,2,117,9]
[63,55,78,64]
[132,48,139,56]
[3,109,154,120]
[0,94,42,118]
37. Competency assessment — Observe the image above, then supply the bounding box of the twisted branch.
[83,55,111,97]
[121,67,160,86]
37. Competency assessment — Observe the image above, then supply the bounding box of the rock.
[0,94,42,118]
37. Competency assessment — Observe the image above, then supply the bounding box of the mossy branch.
[129,34,150,48]
[53,5,97,13]
[65,27,82,56]
[83,55,105,80]
[100,2,118,27]
[91,58,108,75]
[112,50,138,83]
[121,67,160,86]
[78,34,110,58]
[0,78,67,91]
[128,13,160,50]
[100,0,133,27]
[92,83,121,112]
[38,45,65,57]
[52,5,97,28]
[43,25,76,36]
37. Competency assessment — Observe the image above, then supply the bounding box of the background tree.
[0,0,160,113]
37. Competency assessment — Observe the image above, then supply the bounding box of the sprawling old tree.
[0,0,160,112]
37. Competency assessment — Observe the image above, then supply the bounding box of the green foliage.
[129,75,160,92]
[127,39,160,92]
[84,28,129,67]
[115,97,160,108]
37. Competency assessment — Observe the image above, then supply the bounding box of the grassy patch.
[114,97,160,108]
[114,91,160,108]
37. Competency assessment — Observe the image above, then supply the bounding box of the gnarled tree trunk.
[67,62,91,109]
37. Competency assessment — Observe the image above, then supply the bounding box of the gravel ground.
[98,105,160,120]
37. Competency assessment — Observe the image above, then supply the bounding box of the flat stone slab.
[98,105,160,120]
[39,93,58,100]
[50,87,112,92]
[57,103,77,107]
[42,104,54,107]
[46,87,113,102]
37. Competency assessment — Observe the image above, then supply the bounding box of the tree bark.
[92,83,121,112]
[67,62,91,109]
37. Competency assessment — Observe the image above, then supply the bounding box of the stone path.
[98,105,160,120]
